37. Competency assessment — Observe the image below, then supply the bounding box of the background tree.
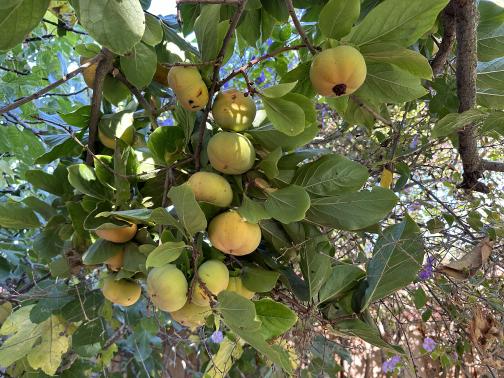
[0,0,503,377]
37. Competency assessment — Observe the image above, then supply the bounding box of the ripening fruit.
[96,223,137,243]
[105,249,125,271]
[80,56,97,88]
[147,265,188,312]
[208,211,261,256]
[98,124,135,150]
[310,45,367,97]
[153,64,170,86]
[192,260,230,306]
[102,276,141,306]
[167,66,209,111]
[212,89,256,132]
[170,302,211,329]
[187,172,233,207]
[207,132,255,175]
[226,276,255,299]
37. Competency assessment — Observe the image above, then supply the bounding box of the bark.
[431,1,456,76]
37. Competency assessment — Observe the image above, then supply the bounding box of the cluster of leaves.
[0,0,503,376]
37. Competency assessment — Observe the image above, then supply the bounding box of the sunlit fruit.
[191,260,229,306]
[105,249,125,271]
[207,132,255,175]
[310,45,367,97]
[187,172,233,207]
[208,211,261,256]
[96,223,137,243]
[212,89,256,132]
[153,64,170,86]
[147,264,188,312]
[170,302,211,329]
[226,276,255,299]
[167,66,209,111]
[80,56,97,88]
[102,276,141,306]
[97,123,135,150]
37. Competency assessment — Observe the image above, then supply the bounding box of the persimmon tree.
[0,0,503,377]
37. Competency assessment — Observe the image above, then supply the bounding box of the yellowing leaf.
[27,316,76,376]
[0,302,13,326]
[380,168,393,189]
[204,337,243,378]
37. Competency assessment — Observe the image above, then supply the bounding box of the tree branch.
[176,0,240,4]
[431,1,456,76]
[350,95,393,127]
[454,0,486,192]
[42,18,87,35]
[115,71,159,129]
[193,0,247,170]
[481,159,504,172]
[85,49,114,165]
[0,54,102,115]
[0,66,29,76]
[284,0,317,55]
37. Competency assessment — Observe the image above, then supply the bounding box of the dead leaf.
[469,307,503,352]
[436,237,494,280]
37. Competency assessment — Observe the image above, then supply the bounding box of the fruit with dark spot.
[102,276,141,306]
[310,46,367,97]
[208,210,261,256]
[207,132,255,175]
[167,66,208,111]
[212,89,256,131]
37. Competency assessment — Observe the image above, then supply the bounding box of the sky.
[149,1,177,16]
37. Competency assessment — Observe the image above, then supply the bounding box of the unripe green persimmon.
[192,260,229,306]
[310,45,367,97]
[187,172,233,207]
[102,277,141,306]
[207,132,255,175]
[212,89,256,132]
[226,276,255,299]
[208,211,261,256]
[147,265,188,312]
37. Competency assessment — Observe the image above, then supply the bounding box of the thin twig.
[43,18,87,35]
[193,0,247,170]
[284,0,317,55]
[85,49,114,165]
[0,54,102,115]
[0,66,29,76]
[350,95,393,127]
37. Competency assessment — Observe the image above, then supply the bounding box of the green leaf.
[262,97,306,136]
[72,0,145,55]
[359,218,424,311]
[67,164,112,201]
[103,76,131,105]
[346,0,449,47]
[260,0,288,22]
[334,319,405,354]
[259,147,282,179]
[147,126,185,165]
[168,184,207,237]
[293,154,369,196]
[254,298,298,340]
[120,42,157,88]
[237,196,271,224]
[194,4,221,61]
[282,93,317,124]
[362,44,433,79]
[477,87,504,109]
[319,264,366,303]
[142,13,163,46]
[0,126,45,165]
[0,201,40,229]
[355,63,427,104]
[217,291,261,331]
[482,111,504,136]
[306,187,398,231]
[0,0,50,51]
[300,235,332,301]
[145,241,187,268]
[238,9,261,46]
[319,0,360,40]
[249,123,319,152]
[477,57,504,90]
[72,319,103,347]
[25,167,72,197]
[412,287,427,309]
[264,185,311,224]
[113,143,131,206]
[33,215,66,260]
[173,105,197,146]
[280,61,315,97]
[432,110,487,138]
[82,239,124,265]
[242,266,280,293]
[478,1,504,61]
[261,82,298,98]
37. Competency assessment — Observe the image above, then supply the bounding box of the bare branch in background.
[431,1,456,76]
[285,0,318,55]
